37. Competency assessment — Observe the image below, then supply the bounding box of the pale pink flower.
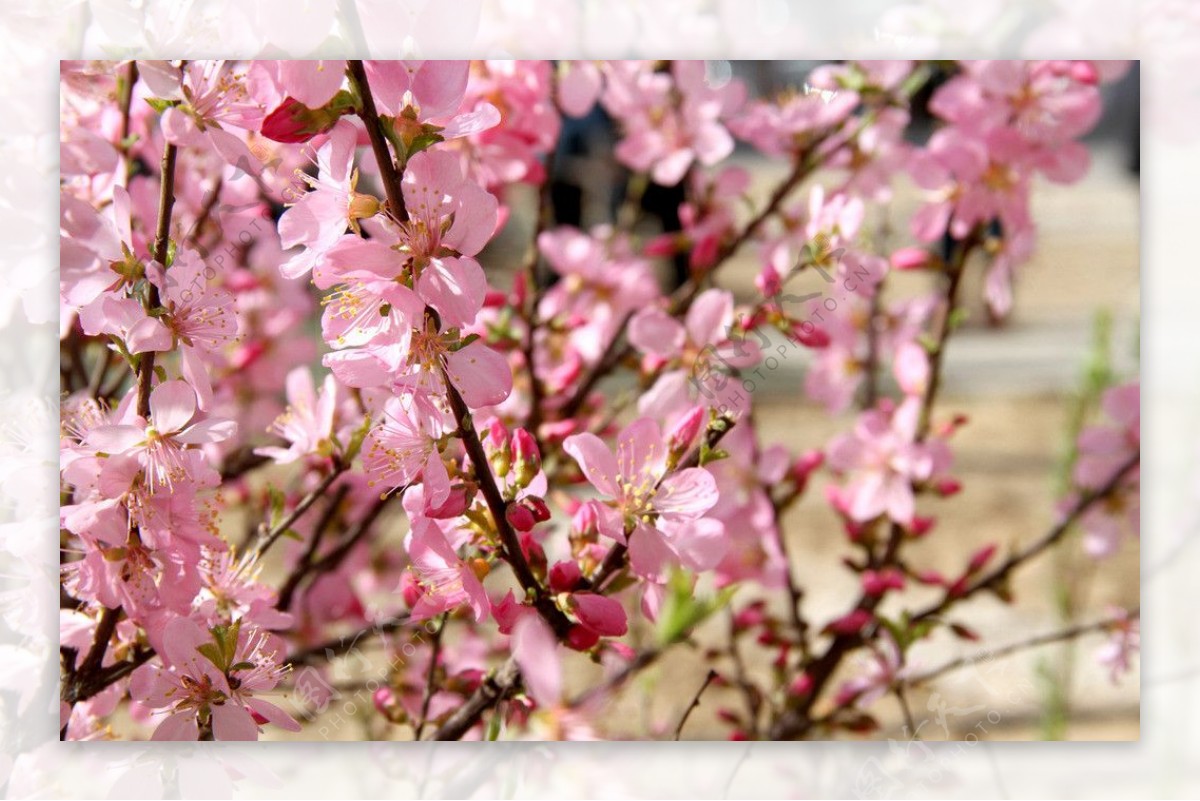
[363,396,451,508]
[557,61,603,117]
[407,520,489,622]
[826,397,942,525]
[605,61,744,186]
[563,417,724,581]
[278,120,376,279]
[1095,610,1139,684]
[155,60,266,175]
[87,381,236,491]
[130,616,299,741]
[255,367,339,465]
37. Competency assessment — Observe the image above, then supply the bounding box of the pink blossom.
[826,398,941,525]
[255,367,340,464]
[87,381,236,491]
[130,616,299,740]
[278,120,377,279]
[563,417,723,582]
[407,521,489,622]
[605,61,744,186]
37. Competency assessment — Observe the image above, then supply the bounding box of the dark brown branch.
[346,60,406,222]
[135,139,178,418]
[430,657,523,740]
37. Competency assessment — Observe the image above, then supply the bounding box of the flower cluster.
[59,59,1137,742]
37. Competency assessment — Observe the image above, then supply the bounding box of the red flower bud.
[791,321,831,348]
[968,543,998,573]
[825,609,873,635]
[524,495,551,522]
[908,515,936,537]
[261,97,341,143]
[936,478,963,497]
[549,560,583,593]
[789,673,814,697]
[506,503,536,532]
[862,567,906,597]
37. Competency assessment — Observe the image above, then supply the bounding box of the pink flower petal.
[149,380,197,434]
[512,614,561,707]
[562,433,621,498]
[444,341,512,409]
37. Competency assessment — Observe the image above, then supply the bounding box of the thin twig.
[905,609,1136,686]
[251,462,347,561]
[136,139,178,418]
[674,669,718,740]
[413,615,446,739]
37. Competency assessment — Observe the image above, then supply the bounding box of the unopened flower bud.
[967,543,997,573]
[667,405,705,463]
[566,624,600,651]
[936,478,962,497]
[792,322,831,348]
[908,515,936,537]
[549,560,583,593]
[756,263,783,299]
[788,673,814,697]
[862,567,905,596]
[487,420,511,478]
[511,428,540,488]
[506,502,536,532]
[524,495,551,523]
[824,609,873,635]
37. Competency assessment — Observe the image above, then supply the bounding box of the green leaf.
[196,642,225,671]
[656,568,736,646]
[343,413,373,462]
[145,97,180,114]
[268,486,286,528]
